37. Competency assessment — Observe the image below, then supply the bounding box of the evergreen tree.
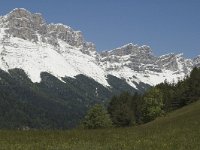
[132,93,143,124]
[187,67,200,101]
[108,92,135,127]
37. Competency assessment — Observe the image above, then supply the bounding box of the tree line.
[81,67,200,129]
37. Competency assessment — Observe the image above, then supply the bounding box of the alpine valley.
[0,8,199,129]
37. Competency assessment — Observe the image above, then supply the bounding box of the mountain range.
[0,8,199,129]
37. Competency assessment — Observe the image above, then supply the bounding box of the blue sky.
[0,0,199,58]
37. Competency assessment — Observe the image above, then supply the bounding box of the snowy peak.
[1,8,96,54]
[100,43,157,73]
[157,53,193,74]
[0,9,108,87]
[2,8,46,42]
[6,8,45,24]
[100,45,196,87]
[0,8,199,90]
[101,43,152,57]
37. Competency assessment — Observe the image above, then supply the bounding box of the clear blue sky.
[0,0,199,58]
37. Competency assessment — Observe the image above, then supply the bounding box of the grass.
[0,100,200,150]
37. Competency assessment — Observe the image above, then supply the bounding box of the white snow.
[0,29,195,89]
[0,9,198,90]
[0,25,195,89]
[107,66,186,88]
[0,28,109,86]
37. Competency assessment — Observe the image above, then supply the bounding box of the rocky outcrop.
[100,43,160,72]
[156,53,193,74]
[2,8,96,53]
[0,8,199,88]
[194,55,200,67]
[100,43,196,76]
[101,43,152,57]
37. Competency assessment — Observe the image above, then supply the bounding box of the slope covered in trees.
[156,67,200,111]
[0,69,137,129]
[1,99,199,149]
[106,67,200,126]
[0,67,199,129]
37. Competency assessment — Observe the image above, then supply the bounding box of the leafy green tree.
[141,87,164,123]
[108,92,135,127]
[156,82,176,111]
[81,104,113,129]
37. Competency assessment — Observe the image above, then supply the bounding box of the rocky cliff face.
[100,44,194,75]
[157,53,193,74]
[0,8,199,89]
[193,55,200,67]
[1,8,96,53]
[100,43,159,72]
[100,43,196,87]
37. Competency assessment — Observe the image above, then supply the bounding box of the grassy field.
[0,100,200,150]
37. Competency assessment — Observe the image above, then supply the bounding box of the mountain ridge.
[0,8,199,89]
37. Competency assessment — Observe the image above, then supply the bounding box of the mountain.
[0,8,199,88]
[0,8,108,86]
[0,8,199,129]
[100,44,195,87]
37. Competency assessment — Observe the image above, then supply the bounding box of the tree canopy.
[81,104,113,129]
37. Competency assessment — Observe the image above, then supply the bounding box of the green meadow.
[0,100,199,150]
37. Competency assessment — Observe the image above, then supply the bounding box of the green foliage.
[81,104,113,129]
[1,66,199,129]
[0,69,137,129]
[108,92,136,127]
[0,100,199,150]
[108,89,164,125]
[133,93,144,124]
[141,88,164,122]
[108,67,200,126]
[156,67,200,111]
[155,81,175,112]
[187,67,200,100]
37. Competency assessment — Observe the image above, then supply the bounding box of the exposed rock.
[0,8,199,88]
[100,43,159,72]
[157,53,193,74]
[194,55,200,67]
[2,8,96,52]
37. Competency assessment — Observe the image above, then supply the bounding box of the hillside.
[0,100,199,150]
[0,69,139,129]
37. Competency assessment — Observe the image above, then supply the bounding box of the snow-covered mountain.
[0,8,109,87]
[0,8,199,90]
[100,44,196,87]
